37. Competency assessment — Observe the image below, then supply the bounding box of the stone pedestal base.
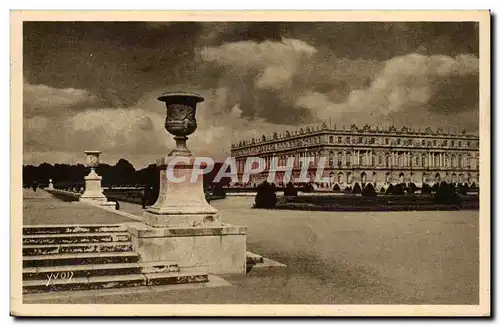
[80,170,107,202]
[127,223,247,274]
[145,156,220,228]
[144,211,221,228]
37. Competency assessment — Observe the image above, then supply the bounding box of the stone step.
[143,271,209,286]
[23,232,131,245]
[246,252,264,264]
[23,271,209,294]
[23,242,134,256]
[23,252,139,268]
[23,262,141,280]
[23,224,127,235]
[139,261,181,274]
[23,261,181,281]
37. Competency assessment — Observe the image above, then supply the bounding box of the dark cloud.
[24,22,479,110]
[23,22,205,107]
[427,73,479,114]
[203,22,479,60]
[22,21,480,166]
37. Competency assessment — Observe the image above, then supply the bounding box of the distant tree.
[344,186,352,193]
[386,184,394,194]
[114,158,136,185]
[379,187,386,194]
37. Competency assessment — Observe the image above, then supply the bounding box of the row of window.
[233,136,478,156]
[236,155,477,170]
[328,136,475,148]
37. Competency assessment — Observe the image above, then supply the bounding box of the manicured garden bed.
[270,194,478,212]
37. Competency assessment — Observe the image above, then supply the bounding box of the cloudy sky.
[23,21,480,168]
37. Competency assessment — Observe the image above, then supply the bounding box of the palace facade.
[230,123,480,190]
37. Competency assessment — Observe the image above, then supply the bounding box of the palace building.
[230,123,480,190]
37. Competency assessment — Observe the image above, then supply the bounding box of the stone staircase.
[22,224,209,294]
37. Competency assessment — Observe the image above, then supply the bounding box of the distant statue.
[32,181,38,192]
[140,188,147,209]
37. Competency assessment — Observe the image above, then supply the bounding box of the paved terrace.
[23,189,138,225]
[24,191,480,305]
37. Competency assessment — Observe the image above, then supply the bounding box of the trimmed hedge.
[253,181,277,209]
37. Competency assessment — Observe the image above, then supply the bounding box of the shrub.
[457,183,469,195]
[431,183,440,193]
[361,183,377,197]
[352,182,362,194]
[332,184,341,192]
[380,187,386,194]
[433,181,461,206]
[284,182,298,196]
[254,181,277,208]
[421,183,432,194]
[344,186,352,193]
[386,184,394,194]
[407,182,417,194]
[301,183,315,193]
[393,183,406,195]
[212,183,227,197]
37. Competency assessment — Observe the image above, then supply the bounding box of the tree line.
[22,159,231,190]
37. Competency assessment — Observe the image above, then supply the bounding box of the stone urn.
[158,92,204,157]
[84,150,101,169]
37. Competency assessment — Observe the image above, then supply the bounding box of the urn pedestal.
[143,156,220,228]
[128,92,247,275]
[79,151,115,208]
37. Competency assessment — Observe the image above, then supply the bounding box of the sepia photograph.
[10,10,490,317]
